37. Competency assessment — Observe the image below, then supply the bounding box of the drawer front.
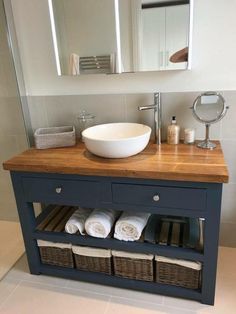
[22,177,100,207]
[112,183,206,211]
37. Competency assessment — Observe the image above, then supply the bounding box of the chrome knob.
[153,195,160,202]
[55,187,62,194]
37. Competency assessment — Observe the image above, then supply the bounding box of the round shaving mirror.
[192,92,228,149]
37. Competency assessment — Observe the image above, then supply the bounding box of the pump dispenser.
[167,116,180,144]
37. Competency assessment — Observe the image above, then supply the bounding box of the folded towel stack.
[65,208,92,234]
[85,208,119,238]
[114,211,151,241]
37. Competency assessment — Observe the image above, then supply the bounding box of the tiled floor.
[0,247,235,314]
[0,221,24,280]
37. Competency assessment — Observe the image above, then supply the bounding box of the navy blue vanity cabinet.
[9,171,222,305]
[3,143,228,305]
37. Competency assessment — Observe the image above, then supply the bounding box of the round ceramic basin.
[82,123,151,158]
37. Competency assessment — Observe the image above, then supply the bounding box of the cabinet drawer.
[112,183,206,211]
[22,177,99,207]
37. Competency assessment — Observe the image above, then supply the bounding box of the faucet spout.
[138,92,162,145]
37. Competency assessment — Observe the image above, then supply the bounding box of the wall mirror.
[48,0,193,76]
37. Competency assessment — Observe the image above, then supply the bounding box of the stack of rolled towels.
[65,207,150,242]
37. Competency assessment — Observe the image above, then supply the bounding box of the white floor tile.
[0,276,20,306]
[0,281,109,314]
[5,255,68,288]
[66,278,163,304]
[0,246,236,313]
[0,221,24,279]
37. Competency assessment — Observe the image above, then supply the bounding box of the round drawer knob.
[153,195,160,202]
[55,187,62,194]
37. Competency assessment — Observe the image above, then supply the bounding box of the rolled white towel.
[114,211,151,241]
[85,208,118,238]
[65,208,92,234]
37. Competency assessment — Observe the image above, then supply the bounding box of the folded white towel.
[69,53,80,75]
[114,211,151,241]
[65,208,92,234]
[85,208,118,238]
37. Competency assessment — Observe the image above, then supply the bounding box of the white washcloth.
[85,208,118,238]
[69,53,80,75]
[65,208,92,234]
[114,211,151,241]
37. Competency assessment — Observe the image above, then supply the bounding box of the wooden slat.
[36,205,62,231]
[2,142,229,183]
[171,222,180,247]
[159,222,170,245]
[44,206,70,232]
[54,207,76,232]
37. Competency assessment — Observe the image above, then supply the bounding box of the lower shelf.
[33,230,204,262]
[38,263,202,302]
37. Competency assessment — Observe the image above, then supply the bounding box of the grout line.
[0,279,22,311]
[59,280,112,298]
[13,278,69,290]
[108,294,164,306]
[103,296,112,314]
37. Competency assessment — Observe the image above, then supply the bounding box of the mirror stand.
[197,123,216,150]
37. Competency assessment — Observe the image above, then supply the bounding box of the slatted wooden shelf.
[34,205,204,262]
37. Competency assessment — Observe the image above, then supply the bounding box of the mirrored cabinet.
[48,0,193,76]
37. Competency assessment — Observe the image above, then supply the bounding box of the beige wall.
[0,1,28,221]
[11,0,236,95]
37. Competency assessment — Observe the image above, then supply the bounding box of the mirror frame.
[192,91,227,124]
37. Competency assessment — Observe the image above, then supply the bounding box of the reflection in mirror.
[119,0,192,72]
[192,92,228,150]
[48,0,193,76]
[48,0,118,75]
[194,95,225,123]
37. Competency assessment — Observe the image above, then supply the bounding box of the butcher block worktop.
[3,141,228,183]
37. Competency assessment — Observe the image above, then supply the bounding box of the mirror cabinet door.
[49,0,117,75]
[48,0,192,76]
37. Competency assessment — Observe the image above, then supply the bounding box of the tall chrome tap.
[138,92,162,145]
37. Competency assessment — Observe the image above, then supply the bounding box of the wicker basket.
[155,256,201,289]
[37,240,74,268]
[112,250,154,281]
[72,246,112,274]
[34,126,76,149]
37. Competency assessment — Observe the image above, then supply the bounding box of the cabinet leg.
[201,185,222,305]
[11,173,41,275]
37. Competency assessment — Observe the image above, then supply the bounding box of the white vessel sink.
[82,123,151,158]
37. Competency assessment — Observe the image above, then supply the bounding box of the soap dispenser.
[167,116,180,145]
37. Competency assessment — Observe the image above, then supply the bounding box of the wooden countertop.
[3,141,229,183]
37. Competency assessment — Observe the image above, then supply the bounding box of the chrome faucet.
[138,92,162,145]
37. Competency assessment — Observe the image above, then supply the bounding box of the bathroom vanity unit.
[3,142,228,305]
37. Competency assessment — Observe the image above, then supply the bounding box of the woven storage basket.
[155,256,201,289]
[34,126,76,149]
[72,246,112,274]
[112,250,154,281]
[37,240,74,268]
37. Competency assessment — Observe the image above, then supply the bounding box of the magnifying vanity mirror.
[192,92,229,150]
[48,0,193,76]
